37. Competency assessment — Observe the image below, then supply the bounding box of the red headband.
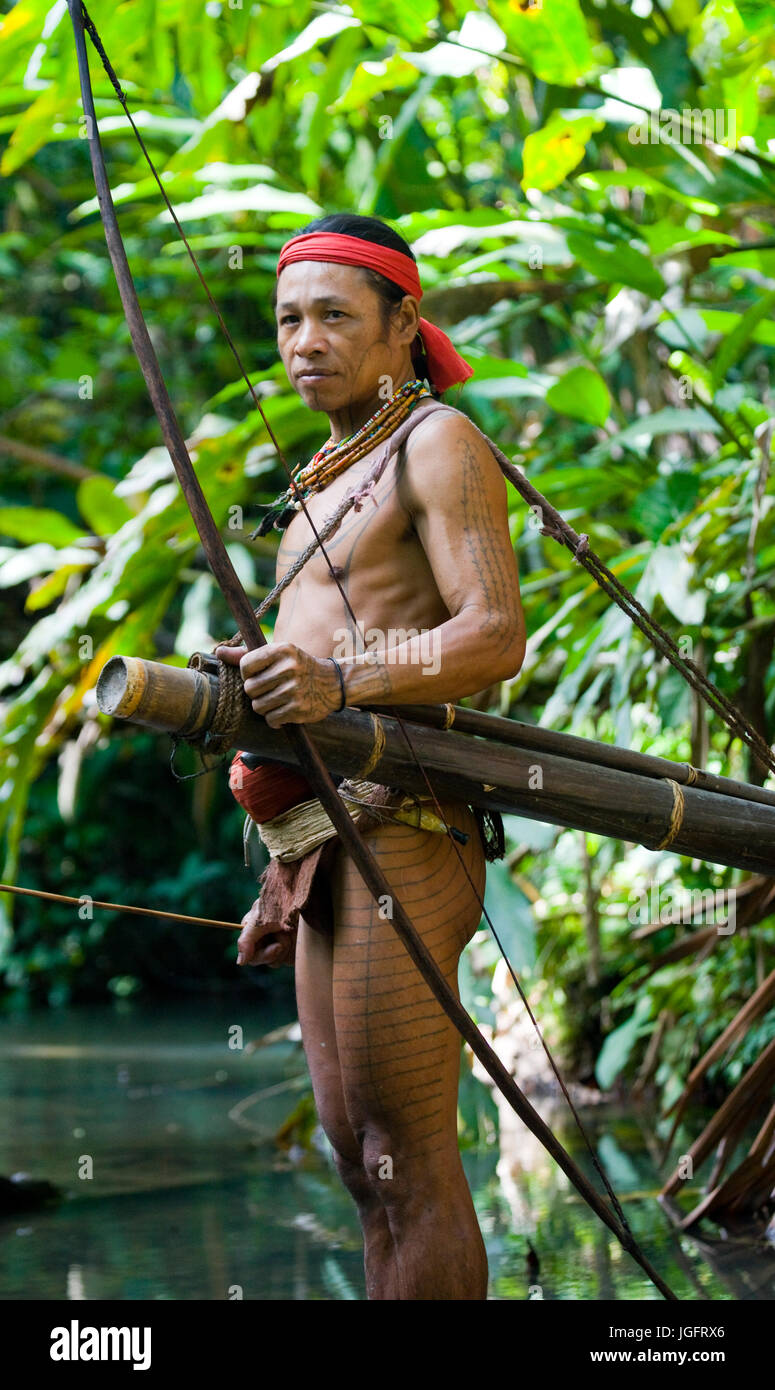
[276,232,473,393]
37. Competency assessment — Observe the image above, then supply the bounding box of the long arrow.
[66,0,677,1299]
[0,882,241,930]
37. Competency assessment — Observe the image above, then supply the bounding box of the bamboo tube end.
[96,656,148,719]
[188,649,220,675]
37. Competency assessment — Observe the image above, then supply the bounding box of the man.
[216,214,526,1299]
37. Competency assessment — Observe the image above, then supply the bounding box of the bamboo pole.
[96,656,775,877]
[188,652,775,811]
[360,701,775,811]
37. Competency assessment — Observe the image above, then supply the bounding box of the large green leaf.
[567,231,666,297]
[348,0,438,44]
[630,472,702,541]
[595,997,653,1090]
[546,366,612,427]
[522,114,604,192]
[0,543,91,590]
[586,409,721,464]
[709,290,775,388]
[639,545,707,626]
[578,170,720,218]
[0,508,86,548]
[699,309,775,348]
[332,53,419,113]
[76,478,134,537]
[1,89,68,176]
[481,859,536,972]
[491,0,596,84]
[297,28,362,195]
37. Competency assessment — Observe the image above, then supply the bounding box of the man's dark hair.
[277,213,436,393]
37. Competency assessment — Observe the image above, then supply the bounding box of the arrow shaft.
[0,883,240,930]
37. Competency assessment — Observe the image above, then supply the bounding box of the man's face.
[275,261,411,412]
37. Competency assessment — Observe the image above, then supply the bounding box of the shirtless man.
[217,214,525,1300]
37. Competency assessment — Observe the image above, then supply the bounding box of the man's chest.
[275,446,416,587]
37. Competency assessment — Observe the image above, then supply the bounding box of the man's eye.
[279,315,298,326]
[326,310,345,319]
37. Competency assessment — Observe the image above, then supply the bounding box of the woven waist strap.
[256,779,446,863]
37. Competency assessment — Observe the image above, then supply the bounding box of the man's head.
[274,214,424,417]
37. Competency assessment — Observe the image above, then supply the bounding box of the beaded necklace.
[254,378,430,535]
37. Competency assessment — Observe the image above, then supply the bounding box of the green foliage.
[0,0,773,1133]
[545,365,612,427]
[2,728,289,1009]
[595,993,653,1090]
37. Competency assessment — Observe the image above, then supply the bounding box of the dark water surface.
[0,1000,771,1301]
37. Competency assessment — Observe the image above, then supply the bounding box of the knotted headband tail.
[276,231,473,393]
[414,317,472,394]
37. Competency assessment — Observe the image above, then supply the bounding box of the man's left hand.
[214,642,343,726]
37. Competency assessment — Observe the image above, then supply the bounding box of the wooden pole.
[188,652,775,811]
[97,655,775,877]
[360,701,775,811]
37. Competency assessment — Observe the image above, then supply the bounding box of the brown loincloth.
[241,779,413,968]
[244,781,504,968]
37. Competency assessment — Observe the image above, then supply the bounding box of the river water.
[0,999,771,1301]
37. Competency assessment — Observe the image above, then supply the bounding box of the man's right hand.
[237,900,294,969]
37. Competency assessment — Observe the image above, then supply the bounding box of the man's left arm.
[338,413,526,706]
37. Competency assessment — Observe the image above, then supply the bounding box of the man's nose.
[294,316,327,356]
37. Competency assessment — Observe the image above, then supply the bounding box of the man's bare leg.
[295,911,400,1297]
[330,799,488,1300]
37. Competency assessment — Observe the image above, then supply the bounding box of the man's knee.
[358,1126,433,1212]
[331,1146,379,1210]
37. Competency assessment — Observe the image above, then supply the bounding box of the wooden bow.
[67,0,676,1300]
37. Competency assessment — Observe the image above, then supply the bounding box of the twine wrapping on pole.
[654,778,686,851]
[354,713,386,780]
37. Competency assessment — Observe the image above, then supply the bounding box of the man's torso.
[272,419,451,660]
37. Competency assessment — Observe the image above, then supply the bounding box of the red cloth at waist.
[229,755,314,823]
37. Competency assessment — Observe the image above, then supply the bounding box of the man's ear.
[396,294,420,343]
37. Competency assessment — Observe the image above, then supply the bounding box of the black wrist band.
[327,657,347,711]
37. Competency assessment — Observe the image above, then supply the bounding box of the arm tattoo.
[459,439,516,658]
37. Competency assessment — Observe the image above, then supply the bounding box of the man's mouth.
[297,370,335,381]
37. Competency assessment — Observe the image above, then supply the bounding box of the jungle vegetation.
[1,0,774,1169]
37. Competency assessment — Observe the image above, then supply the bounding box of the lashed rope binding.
[654,779,686,852]
[184,655,249,754]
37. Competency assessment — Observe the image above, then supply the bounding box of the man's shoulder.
[399,401,505,506]
[404,400,477,448]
